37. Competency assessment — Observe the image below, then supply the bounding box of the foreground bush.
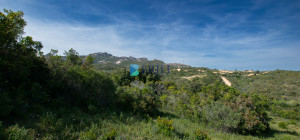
[156,116,174,136]
[228,94,270,135]
[5,125,35,140]
[161,81,270,135]
[193,128,210,140]
[116,83,160,115]
[64,66,116,107]
[79,124,100,140]
[204,101,240,132]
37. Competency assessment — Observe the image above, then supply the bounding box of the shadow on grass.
[154,110,179,119]
[174,130,189,139]
[257,128,299,138]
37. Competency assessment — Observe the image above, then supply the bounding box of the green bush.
[156,116,174,136]
[104,128,117,140]
[6,124,35,140]
[232,95,270,135]
[196,85,269,135]
[60,125,77,140]
[36,112,63,135]
[80,129,98,140]
[65,66,116,107]
[117,86,160,115]
[204,101,241,132]
[79,124,101,140]
[194,128,210,140]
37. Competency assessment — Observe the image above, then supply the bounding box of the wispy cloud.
[1,0,300,70]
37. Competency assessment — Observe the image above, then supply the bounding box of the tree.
[46,49,63,73]
[47,49,59,56]
[0,9,26,49]
[64,48,82,65]
[0,9,50,119]
[256,70,260,74]
[0,9,42,55]
[82,55,95,69]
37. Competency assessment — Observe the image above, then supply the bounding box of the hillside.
[1,9,300,140]
[223,70,300,100]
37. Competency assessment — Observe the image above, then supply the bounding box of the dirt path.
[221,76,231,86]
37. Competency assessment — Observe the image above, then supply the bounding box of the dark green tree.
[82,55,95,69]
[64,48,82,65]
[0,9,50,119]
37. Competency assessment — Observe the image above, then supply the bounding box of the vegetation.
[194,128,210,140]
[1,9,299,139]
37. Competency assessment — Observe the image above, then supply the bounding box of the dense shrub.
[229,95,270,135]
[204,101,241,132]
[104,128,117,140]
[36,112,64,136]
[64,66,116,107]
[193,128,210,140]
[161,81,270,135]
[189,77,203,93]
[112,68,162,87]
[79,124,101,140]
[5,125,35,140]
[80,130,97,140]
[156,116,174,136]
[117,85,160,115]
[112,69,134,86]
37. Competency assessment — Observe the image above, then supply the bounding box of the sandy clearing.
[221,76,232,86]
[182,75,205,80]
[262,71,269,74]
[247,73,261,76]
[219,70,234,73]
[214,70,234,74]
[247,73,255,76]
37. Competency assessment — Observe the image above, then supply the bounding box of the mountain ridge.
[88,52,191,68]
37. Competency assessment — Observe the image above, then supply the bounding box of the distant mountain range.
[88,52,191,68]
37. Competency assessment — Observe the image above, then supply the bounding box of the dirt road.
[221,76,231,86]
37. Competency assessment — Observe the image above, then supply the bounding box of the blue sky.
[1,0,300,70]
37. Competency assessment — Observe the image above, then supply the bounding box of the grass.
[4,107,297,140]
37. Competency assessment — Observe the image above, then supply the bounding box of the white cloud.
[2,0,299,70]
[23,15,300,71]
